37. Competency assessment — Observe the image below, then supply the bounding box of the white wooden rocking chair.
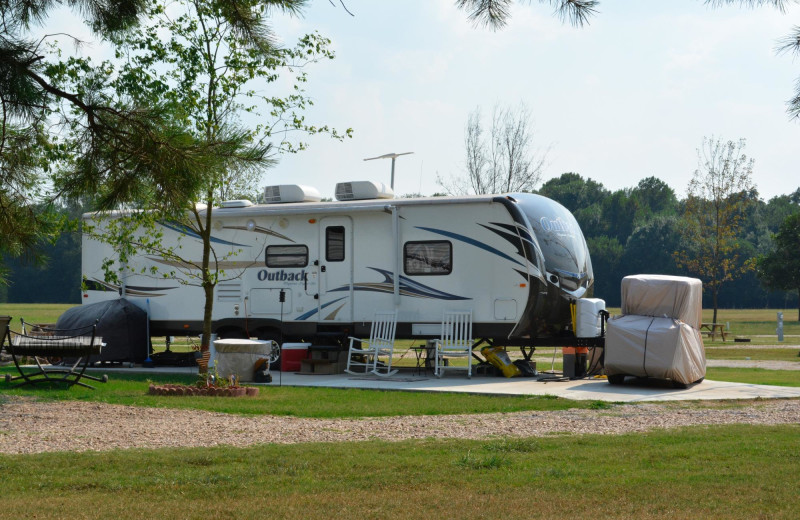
[345,311,398,377]
[434,310,474,379]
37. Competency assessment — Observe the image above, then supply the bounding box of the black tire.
[673,377,704,389]
[254,328,282,371]
[607,374,626,385]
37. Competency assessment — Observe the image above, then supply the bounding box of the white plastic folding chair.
[345,311,398,376]
[435,310,473,378]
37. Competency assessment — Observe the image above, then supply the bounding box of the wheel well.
[215,327,248,339]
[253,327,281,342]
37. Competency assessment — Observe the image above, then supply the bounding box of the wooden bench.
[700,322,727,342]
[3,318,108,389]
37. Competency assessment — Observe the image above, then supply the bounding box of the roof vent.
[335,181,394,201]
[263,184,322,204]
[219,199,253,208]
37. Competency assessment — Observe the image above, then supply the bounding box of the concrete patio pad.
[85,365,800,402]
[264,371,800,402]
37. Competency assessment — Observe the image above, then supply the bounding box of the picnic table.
[3,319,108,389]
[700,322,727,342]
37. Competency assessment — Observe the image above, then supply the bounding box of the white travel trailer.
[81,182,594,350]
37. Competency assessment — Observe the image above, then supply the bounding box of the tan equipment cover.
[605,315,706,385]
[621,275,703,329]
[214,339,273,382]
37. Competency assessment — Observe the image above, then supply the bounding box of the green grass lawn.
[1,304,798,519]
[0,370,602,418]
[0,303,77,325]
[704,347,800,362]
[1,424,797,519]
[704,367,800,387]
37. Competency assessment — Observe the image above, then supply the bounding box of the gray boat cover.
[56,298,148,363]
[621,274,702,329]
[605,315,706,384]
[606,274,705,385]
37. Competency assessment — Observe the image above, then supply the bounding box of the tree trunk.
[797,288,799,322]
[201,279,214,349]
[200,189,215,353]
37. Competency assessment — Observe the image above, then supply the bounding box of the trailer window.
[266,245,308,267]
[404,241,452,275]
[326,226,345,262]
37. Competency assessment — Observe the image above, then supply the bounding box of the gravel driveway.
[0,396,798,455]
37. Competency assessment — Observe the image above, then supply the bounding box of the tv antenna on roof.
[363,152,414,190]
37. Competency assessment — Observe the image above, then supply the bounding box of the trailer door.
[317,216,354,322]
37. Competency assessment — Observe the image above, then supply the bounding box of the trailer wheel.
[607,374,626,385]
[254,329,282,371]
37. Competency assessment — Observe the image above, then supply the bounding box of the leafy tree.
[630,176,678,218]
[623,215,684,277]
[82,0,347,355]
[675,137,756,324]
[537,173,608,239]
[2,201,84,304]
[762,190,800,232]
[537,172,608,213]
[600,189,639,243]
[455,0,598,29]
[757,213,800,321]
[440,103,546,195]
[585,235,623,305]
[0,0,245,285]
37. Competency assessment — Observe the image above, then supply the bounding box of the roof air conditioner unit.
[335,181,394,201]
[263,184,322,204]
[219,200,253,208]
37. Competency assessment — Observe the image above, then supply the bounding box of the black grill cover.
[56,298,148,363]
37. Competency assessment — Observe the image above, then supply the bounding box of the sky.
[42,0,800,201]
[259,0,800,200]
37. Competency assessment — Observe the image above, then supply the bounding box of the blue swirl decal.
[159,221,250,248]
[415,226,524,267]
[329,267,469,301]
[295,297,349,320]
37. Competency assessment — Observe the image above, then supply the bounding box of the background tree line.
[537,172,800,310]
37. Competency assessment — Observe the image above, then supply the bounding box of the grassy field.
[704,347,800,362]
[0,303,77,325]
[0,424,797,519]
[704,367,800,387]
[1,304,798,518]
